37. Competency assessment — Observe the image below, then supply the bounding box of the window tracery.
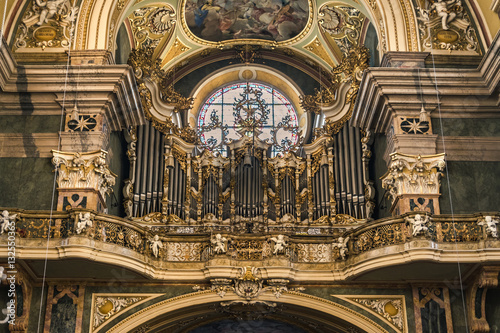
[197,83,301,156]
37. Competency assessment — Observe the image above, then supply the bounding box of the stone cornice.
[0,38,145,131]
[352,31,500,133]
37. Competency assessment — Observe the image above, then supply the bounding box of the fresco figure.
[185,0,309,42]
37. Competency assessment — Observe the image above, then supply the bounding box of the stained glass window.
[198,83,300,156]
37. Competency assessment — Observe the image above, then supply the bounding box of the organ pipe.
[128,121,369,223]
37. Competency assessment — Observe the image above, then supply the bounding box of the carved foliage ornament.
[52,150,116,199]
[15,0,79,50]
[93,295,156,330]
[381,153,446,201]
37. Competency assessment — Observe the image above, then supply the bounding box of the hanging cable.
[36,5,77,332]
[425,24,469,331]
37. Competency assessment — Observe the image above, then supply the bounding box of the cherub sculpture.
[149,235,163,258]
[76,212,92,234]
[36,0,68,26]
[211,233,228,254]
[407,214,429,236]
[270,234,287,255]
[0,210,16,234]
[430,0,459,30]
[333,236,350,260]
[479,216,498,238]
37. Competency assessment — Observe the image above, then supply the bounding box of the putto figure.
[333,236,349,260]
[430,0,459,30]
[76,212,92,234]
[211,233,228,254]
[0,210,17,234]
[36,0,68,26]
[149,235,163,258]
[479,216,498,238]
[406,214,429,237]
[270,234,287,255]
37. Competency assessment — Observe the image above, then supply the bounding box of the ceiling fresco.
[183,0,311,42]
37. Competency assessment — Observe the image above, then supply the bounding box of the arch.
[105,290,395,332]
[188,64,308,137]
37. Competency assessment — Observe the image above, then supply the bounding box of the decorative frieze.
[52,150,116,212]
[381,153,445,215]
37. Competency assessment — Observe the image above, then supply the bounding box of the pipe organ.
[126,122,373,225]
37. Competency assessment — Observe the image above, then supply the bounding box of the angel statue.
[211,233,228,254]
[406,214,429,237]
[149,235,163,258]
[333,236,349,260]
[36,0,68,26]
[270,234,287,255]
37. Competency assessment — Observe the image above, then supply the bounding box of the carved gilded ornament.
[194,267,299,301]
[52,150,116,199]
[15,0,79,51]
[301,45,369,138]
[128,48,196,141]
[92,294,159,332]
[349,297,406,332]
[318,5,366,56]
[128,6,176,49]
[416,0,481,53]
[381,153,446,202]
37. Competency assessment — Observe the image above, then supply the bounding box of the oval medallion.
[34,27,57,41]
[436,29,459,43]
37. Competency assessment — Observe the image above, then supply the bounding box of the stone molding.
[0,133,58,158]
[0,37,144,132]
[352,31,500,134]
[437,136,500,161]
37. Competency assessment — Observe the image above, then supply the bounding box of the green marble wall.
[440,161,500,214]
[365,23,380,67]
[0,115,61,133]
[0,158,55,210]
[450,289,468,332]
[432,118,500,137]
[27,287,47,333]
[115,23,132,65]
[486,288,500,331]
[371,133,392,219]
[106,131,129,217]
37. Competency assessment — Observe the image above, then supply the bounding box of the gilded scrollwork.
[14,0,79,51]
[350,297,405,331]
[302,45,369,138]
[128,6,176,49]
[93,296,148,329]
[296,243,331,262]
[416,0,481,53]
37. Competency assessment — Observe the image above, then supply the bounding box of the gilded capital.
[52,150,116,200]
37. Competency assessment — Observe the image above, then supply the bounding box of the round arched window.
[197,82,300,156]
